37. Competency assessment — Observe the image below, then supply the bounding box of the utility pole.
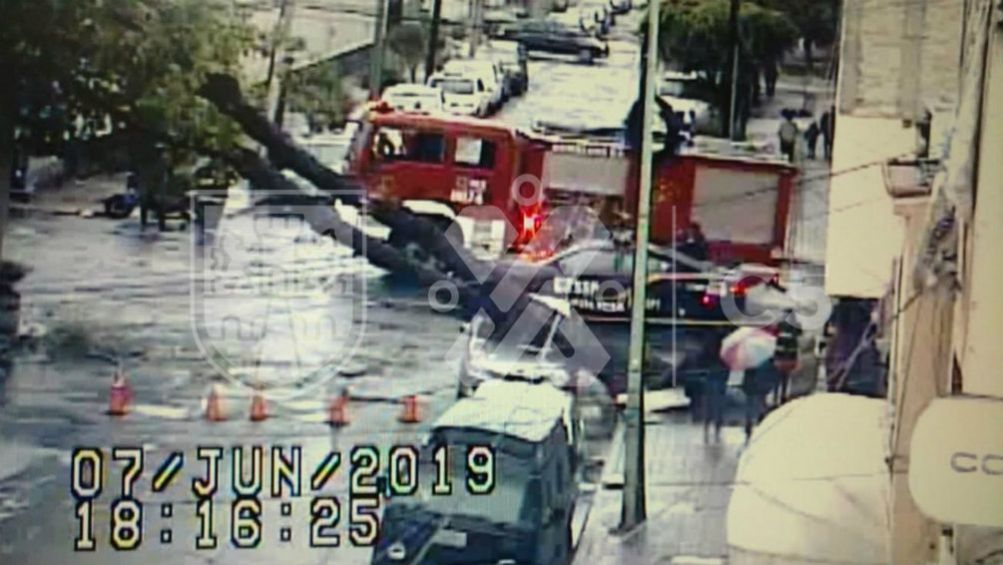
[724,0,740,139]
[265,0,297,126]
[370,0,392,100]
[425,0,444,80]
[468,0,483,58]
[619,0,660,532]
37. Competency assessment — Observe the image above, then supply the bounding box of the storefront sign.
[909,397,1003,527]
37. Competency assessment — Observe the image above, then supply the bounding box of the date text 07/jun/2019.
[70,444,496,551]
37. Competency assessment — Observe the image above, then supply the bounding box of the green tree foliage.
[2,0,254,163]
[284,62,348,132]
[387,23,428,83]
[760,0,839,69]
[652,0,798,134]
[1,0,256,230]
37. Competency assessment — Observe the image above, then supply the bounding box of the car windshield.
[413,449,540,526]
[431,79,474,95]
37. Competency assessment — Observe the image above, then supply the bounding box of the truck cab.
[348,107,550,256]
[373,396,577,565]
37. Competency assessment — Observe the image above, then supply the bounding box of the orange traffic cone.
[398,395,421,424]
[249,387,268,422]
[107,369,132,417]
[327,389,350,427]
[205,384,226,422]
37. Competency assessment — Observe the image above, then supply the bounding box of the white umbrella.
[727,394,890,565]
[720,326,776,371]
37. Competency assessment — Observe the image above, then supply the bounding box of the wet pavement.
[0,194,470,564]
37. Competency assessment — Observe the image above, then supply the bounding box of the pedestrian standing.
[777,113,799,163]
[702,329,730,443]
[804,122,820,159]
[820,106,835,160]
[772,311,802,406]
[764,61,778,98]
[742,357,779,443]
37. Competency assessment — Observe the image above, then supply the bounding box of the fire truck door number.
[451,177,486,205]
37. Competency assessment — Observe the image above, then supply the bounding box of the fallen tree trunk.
[200,73,491,286]
[219,145,475,299]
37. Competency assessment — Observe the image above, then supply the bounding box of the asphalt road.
[0,201,468,564]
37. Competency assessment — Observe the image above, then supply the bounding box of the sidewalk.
[574,410,745,565]
[574,355,823,565]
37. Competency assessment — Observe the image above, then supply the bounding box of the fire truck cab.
[349,104,548,258]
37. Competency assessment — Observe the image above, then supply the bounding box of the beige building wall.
[887,197,953,565]
[958,21,1003,399]
[826,0,964,298]
[824,116,912,298]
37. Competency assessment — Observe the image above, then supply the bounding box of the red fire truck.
[345,104,798,266]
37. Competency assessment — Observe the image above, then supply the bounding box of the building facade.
[877,1,1003,564]
[826,0,965,299]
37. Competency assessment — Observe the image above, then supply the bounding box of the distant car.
[502,19,609,64]
[443,59,506,108]
[608,0,631,15]
[427,71,491,117]
[381,83,445,114]
[483,9,519,37]
[548,9,604,37]
[578,0,613,33]
[482,40,529,96]
[657,71,715,134]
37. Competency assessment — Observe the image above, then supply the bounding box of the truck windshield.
[432,79,475,95]
[415,451,540,527]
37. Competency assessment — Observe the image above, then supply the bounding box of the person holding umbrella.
[720,325,779,443]
[772,310,802,406]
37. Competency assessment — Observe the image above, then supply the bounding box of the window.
[455,136,497,169]
[431,78,474,95]
[371,127,445,164]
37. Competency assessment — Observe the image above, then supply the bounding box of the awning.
[727,393,891,565]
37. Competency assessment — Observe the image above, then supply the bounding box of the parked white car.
[427,71,491,117]
[442,59,506,112]
[381,83,445,113]
[658,71,714,134]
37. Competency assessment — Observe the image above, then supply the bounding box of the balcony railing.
[882,157,940,198]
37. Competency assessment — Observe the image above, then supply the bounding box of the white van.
[427,71,491,117]
[443,59,506,111]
